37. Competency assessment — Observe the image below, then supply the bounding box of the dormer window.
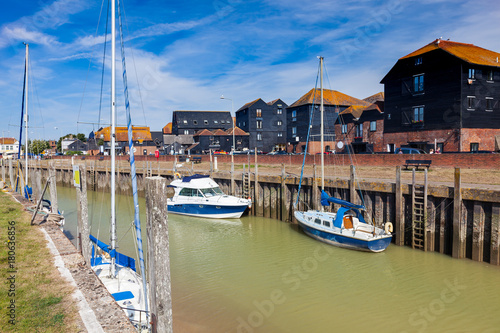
[183,120,188,124]
[204,120,208,125]
[415,57,422,65]
[193,120,198,125]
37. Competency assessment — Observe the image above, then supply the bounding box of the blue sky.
[1,0,499,140]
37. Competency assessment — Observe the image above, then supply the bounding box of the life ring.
[174,172,181,179]
[384,222,393,234]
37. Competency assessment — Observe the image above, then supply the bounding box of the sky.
[0,0,499,140]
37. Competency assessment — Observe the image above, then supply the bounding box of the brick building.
[381,39,500,153]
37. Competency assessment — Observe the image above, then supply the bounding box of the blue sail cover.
[320,190,365,210]
[183,174,210,182]
[90,235,136,272]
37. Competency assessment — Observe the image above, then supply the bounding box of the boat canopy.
[182,174,210,182]
[90,235,136,272]
[320,190,365,210]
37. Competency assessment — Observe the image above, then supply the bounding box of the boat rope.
[117,0,149,316]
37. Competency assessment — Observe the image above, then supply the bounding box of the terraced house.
[381,39,500,153]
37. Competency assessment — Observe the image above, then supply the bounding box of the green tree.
[76,133,87,142]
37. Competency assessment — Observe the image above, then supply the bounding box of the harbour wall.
[11,159,500,266]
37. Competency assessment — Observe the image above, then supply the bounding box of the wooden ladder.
[412,168,428,250]
[242,164,250,199]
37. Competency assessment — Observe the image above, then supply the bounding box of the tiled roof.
[95,126,152,142]
[163,123,172,134]
[226,126,249,136]
[289,88,370,108]
[401,39,500,67]
[237,98,262,112]
[267,99,279,105]
[194,129,213,136]
[363,92,384,103]
[0,138,18,144]
[340,105,367,119]
[212,129,227,135]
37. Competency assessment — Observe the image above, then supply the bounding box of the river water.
[56,185,500,333]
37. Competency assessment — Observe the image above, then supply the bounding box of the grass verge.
[0,190,78,332]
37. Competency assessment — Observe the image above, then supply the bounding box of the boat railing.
[121,307,150,332]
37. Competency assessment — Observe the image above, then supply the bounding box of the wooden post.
[472,202,484,262]
[349,165,356,205]
[281,164,286,221]
[1,159,5,182]
[145,176,173,333]
[395,166,404,246]
[375,193,383,227]
[439,200,446,254]
[48,161,59,214]
[75,169,82,252]
[255,151,261,216]
[490,204,500,265]
[312,164,318,210]
[34,169,43,203]
[423,168,428,252]
[452,167,465,259]
[9,159,14,188]
[79,164,91,266]
[209,149,213,177]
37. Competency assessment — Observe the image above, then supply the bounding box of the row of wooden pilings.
[4,157,500,267]
[0,159,173,332]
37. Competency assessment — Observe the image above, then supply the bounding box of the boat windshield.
[200,187,223,197]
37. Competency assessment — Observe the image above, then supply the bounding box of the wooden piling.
[453,168,465,259]
[281,164,286,221]
[255,153,261,217]
[1,159,5,181]
[439,200,446,254]
[79,164,91,266]
[34,169,42,203]
[9,159,14,188]
[350,165,356,205]
[491,204,500,265]
[395,166,404,246]
[48,161,59,214]
[472,202,485,262]
[145,176,173,333]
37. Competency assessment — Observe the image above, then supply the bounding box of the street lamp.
[54,126,62,154]
[220,95,236,195]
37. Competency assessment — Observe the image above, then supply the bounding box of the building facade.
[286,88,370,154]
[172,111,233,135]
[381,39,500,153]
[0,138,19,159]
[236,98,288,153]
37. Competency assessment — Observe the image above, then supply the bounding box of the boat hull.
[295,214,392,252]
[167,203,248,219]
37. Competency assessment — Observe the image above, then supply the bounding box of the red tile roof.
[212,129,227,135]
[163,123,172,134]
[237,98,263,112]
[194,129,214,136]
[363,92,384,103]
[95,126,152,142]
[226,126,249,136]
[401,39,500,67]
[0,138,18,144]
[289,88,370,108]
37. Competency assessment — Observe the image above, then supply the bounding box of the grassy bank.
[0,191,78,332]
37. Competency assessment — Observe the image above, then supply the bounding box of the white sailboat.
[293,57,392,252]
[89,0,149,328]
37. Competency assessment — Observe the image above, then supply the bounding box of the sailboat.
[89,0,149,328]
[293,57,392,252]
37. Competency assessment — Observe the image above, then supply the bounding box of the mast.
[24,43,29,187]
[110,0,117,278]
[320,56,324,192]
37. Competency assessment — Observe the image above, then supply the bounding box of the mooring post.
[1,159,5,182]
[281,163,286,221]
[491,204,500,265]
[472,202,485,262]
[350,165,356,205]
[34,169,42,203]
[231,155,235,196]
[79,164,91,266]
[255,149,260,216]
[9,159,14,188]
[48,161,59,214]
[452,167,465,259]
[145,176,173,333]
[209,149,213,177]
[395,166,404,246]
[75,169,82,252]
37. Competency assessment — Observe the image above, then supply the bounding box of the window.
[469,68,476,79]
[256,120,262,129]
[413,106,424,122]
[184,130,189,135]
[292,127,297,136]
[193,120,198,125]
[467,96,476,110]
[355,124,363,138]
[183,120,188,124]
[487,70,493,81]
[470,143,479,152]
[415,57,422,65]
[256,109,262,117]
[370,121,376,132]
[387,114,391,120]
[341,124,347,134]
[486,97,493,111]
[278,132,283,137]
[214,120,218,124]
[323,221,331,227]
[277,108,282,114]
[277,120,282,126]
[257,133,262,141]
[292,110,297,122]
[243,121,246,127]
[204,120,208,125]
[413,74,424,93]
[314,219,321,224]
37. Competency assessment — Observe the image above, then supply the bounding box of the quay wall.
[9,159,500,266]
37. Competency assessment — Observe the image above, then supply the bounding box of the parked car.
[395,148,426,154]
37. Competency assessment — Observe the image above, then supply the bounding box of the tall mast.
[24,43,29,188]
[110,0,117,277]
[320,56,324,192]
